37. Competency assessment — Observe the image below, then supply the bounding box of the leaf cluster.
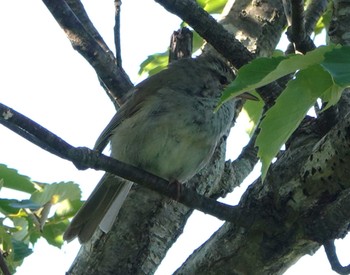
[219,45,350,178]
[0,164,82,272]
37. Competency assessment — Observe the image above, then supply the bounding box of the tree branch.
[65,0,111,53]
[329,0,350,45]
[0,102,253,228]
[324,240,350,275]
[168,27,193,62]
[0,250,11,275]
[42,0,133,104]
[285,0,316,53]
[175,98,350,274]
[218,128,259,198]
[155,0,254,68]
[304,0,328,35]
[291,0,306,41]
[114,0,122,67]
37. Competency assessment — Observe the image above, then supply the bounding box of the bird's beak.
[237,92,259,101]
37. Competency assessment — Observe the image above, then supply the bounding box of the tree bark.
[175,95,350,274]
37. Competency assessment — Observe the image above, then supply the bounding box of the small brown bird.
[64,56,242,243]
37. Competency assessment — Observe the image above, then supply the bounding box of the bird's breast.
[110,90,235,182]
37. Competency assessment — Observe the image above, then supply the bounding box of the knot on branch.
[70,146,100,170]
[286,26,316,54]
[169,27,193,62]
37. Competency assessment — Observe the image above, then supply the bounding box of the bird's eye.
[219,75,228,85]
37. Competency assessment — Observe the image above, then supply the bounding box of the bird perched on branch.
[64,55,251,243]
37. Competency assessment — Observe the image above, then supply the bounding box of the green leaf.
[321,46,350,87]
[218,45,335,107]
[314,4,332,36]
[319,46,350,109]
[0,164,36,193]
[321,83,343,109]
[196,0,228,13]
[30,182,81,206]
[9,199,41,210]
[272,49,285,57]
[0,225,13,250]
[27,220,41,245]
[0,219,32,273]
[138,52,169,76]
[12,217,29,242]
[54,197,83,219]
[192,31,204,53]
[219,45,348,179]
[11,239,32,262]
[0,199,23,215]
[241,93,264,136]
[42,221,68,248]
[256,65,334,179]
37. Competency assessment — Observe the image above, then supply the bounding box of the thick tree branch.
[306,188,350,243]
[42,0,133,104]
[304,0,328,35]
[291,0,306,41]
[175,99,350,274]
[282,0,292,25]
[0,102,253,228]
[155,0,254,69]
[329,0,350,45]
[218,128,259,197]
[285,0,316,53]
[65,0,111,53]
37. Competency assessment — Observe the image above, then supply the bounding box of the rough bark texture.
[329,0,350,45]
[57,0,350,274]
[175,95,350,274]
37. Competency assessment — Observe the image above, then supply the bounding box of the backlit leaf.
[0,164,36,193]
[256,65,333,179]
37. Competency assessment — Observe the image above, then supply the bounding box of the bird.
[63,55,247,243]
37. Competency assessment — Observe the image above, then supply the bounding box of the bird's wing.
[94,89,141,152]
[93,71,172,152]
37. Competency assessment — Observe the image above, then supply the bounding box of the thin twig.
[114,0,122,67]
[42,0,133,104]
[324,240,350,275]
[0,250,11,275]
[63,0,123,106]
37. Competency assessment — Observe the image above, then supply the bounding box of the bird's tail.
[63,174,132,243]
